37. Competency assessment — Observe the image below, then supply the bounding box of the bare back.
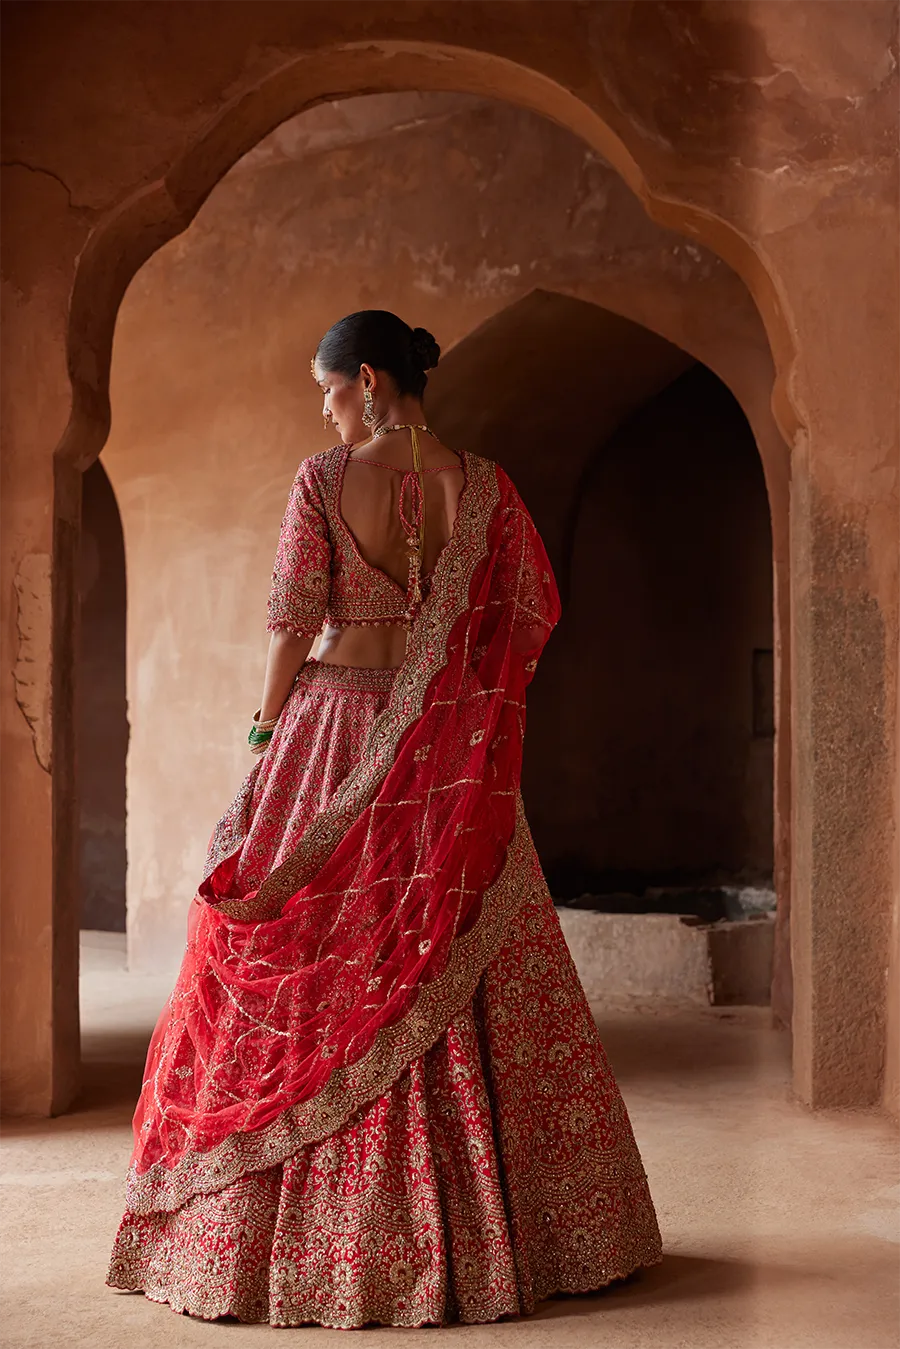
[316,428,465,669]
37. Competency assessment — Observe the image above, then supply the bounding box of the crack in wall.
[13,554,52,772]
[1,159,77,210]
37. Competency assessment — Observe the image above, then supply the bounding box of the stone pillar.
[783,211,898,1109]
[0,165,85,1115]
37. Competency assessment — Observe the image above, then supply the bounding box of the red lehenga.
[107,446,662,1327]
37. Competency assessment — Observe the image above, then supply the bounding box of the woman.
[107,310,662,1328]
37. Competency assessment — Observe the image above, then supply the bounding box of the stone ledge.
[557,909,774,1007]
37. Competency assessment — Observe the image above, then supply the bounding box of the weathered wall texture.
[77,462,127,932]
[103,96,779,972]
[1,1,896,1116]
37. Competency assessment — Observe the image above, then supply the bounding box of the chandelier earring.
[362,386,377,428]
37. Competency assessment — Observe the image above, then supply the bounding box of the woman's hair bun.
[315,311,439,397]
[411,327,441,371]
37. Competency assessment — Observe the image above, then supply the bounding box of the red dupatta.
[126,453,560,1214]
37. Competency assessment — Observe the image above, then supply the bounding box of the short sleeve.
[266,457,331,638]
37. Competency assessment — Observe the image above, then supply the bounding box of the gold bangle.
[252,709,279,731]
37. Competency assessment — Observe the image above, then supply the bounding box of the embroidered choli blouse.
[267,442,556,651]
[266,443,465,637]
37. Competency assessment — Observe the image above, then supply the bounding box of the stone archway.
[12,36,815,1115]
[98,94,791,988]
[559,363,774,900]
[430,288,791,1020]
[429,292,779,1007]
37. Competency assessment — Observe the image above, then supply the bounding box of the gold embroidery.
[127,795,534,1213]
[109,884,662,1326]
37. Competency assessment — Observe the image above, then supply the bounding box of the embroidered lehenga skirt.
[108,660,662,1328]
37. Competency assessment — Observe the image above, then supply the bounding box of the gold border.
[126,792,539,1215]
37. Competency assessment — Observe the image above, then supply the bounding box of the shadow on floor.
[534,1250,803,1316]
[598,1012,790,1084]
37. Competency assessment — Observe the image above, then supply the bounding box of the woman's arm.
[259,456,331,727]
[258,630,315,723]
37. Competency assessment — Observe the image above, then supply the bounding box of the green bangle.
[248,725,274,748]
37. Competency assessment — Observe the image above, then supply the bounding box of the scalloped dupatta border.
[126,792,543,1214]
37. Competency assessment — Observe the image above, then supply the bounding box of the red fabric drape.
[127,463,560,1212]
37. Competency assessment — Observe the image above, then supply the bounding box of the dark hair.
[315,310,440,399]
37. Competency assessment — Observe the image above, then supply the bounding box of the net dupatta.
[126,454,561,1215]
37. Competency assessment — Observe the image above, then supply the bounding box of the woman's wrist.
[248,708,280,754]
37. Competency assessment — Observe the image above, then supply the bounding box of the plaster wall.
[1,1,895,1114]
[103,98,781,973]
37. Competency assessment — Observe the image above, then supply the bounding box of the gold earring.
[362,387,376,427]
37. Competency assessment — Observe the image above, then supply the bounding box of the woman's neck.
[372,396,427,434]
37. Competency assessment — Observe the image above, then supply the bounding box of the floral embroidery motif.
[108,885,662,1328]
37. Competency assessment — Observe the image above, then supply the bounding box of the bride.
[107,308,661,1327]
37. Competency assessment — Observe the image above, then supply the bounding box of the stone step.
[556,908,775,1007]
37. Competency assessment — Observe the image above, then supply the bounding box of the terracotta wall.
[103,97,780,972]
[888,658,900,1119]
[2,2,895,1115]
[77,461,127,931]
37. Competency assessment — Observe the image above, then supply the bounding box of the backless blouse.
[266,443,465,637]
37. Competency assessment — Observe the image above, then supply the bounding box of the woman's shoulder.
[479,455,523,502]
[456,448,507,480]
[452,452,524,513]
[293,444,345,483]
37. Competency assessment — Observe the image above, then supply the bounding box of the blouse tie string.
[373,423,434,623]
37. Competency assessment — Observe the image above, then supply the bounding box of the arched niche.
[430,296,775,961]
